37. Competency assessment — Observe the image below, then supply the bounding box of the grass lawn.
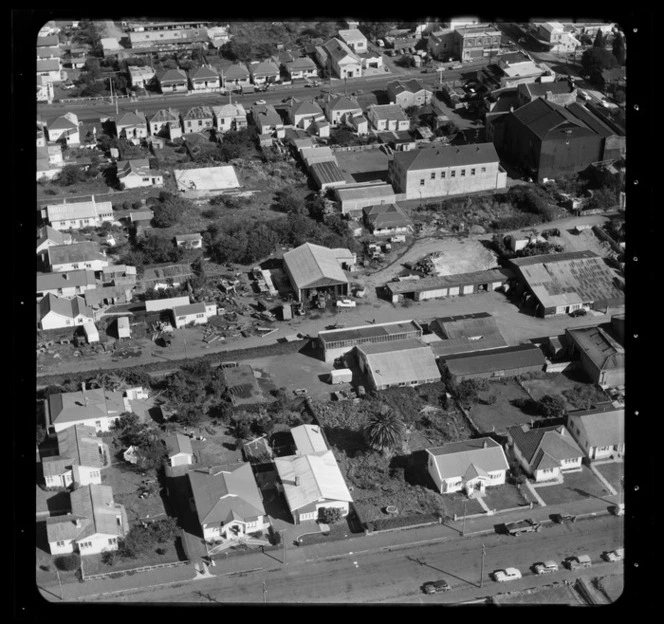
[494,584,583,605]
[470,379,535,434]
[35,526,81,590]
[535,466,612,506]
[520,372,610,411]
[439,492,484,518]
[594,574,624,603]
[193,430,243,467]
[594,461,624,492]
[482,483,534,512]
[80,538,184,577]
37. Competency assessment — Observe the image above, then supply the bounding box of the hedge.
[366,512,442,532]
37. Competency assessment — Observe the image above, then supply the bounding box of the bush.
[55,552,80,571]
[537,394,567,419]
[318,507,344,524]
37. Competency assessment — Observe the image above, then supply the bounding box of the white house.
[128,66,156,89]
[181,105,215,134]
[46,242,109,273]
[366,104,410,132]
[188,65,221,91]
[171,302,217,328]
[285,57,319,80]
[507,424,584,482]
[36,225,73,264]
[38,294,95,331]
[46,484,128,556]
[116,159,164,189]
[286,98,326,128]
[323,94,362,125]
[211,103,248,134]
[566,406,625,460]
[427,438,509,496]
[274,450,353,524]
[46,385,136,434]
[164,433,194,467]
[42,424,106,488]
[37,58,63,85]
[188,463,268,543]
[144,296,191,313]
[337,28,369,54]
[46,197,114,231]
[322,38,363,79]
[114,111,149,143]
[174,233,203,249]
[36,269,97,300]
[47,112,80,145]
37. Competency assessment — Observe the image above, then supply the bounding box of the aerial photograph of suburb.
[34,16,626,604]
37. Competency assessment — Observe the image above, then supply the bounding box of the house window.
[143,177,150,182]
[481,166,486,173]
[471,168,476,175]
[95,421,101,428]
[451,170,456,177]
[430,172,435,179]
[72,264,79,269]
[84,263,91,268]
[420,179,425,186]
[441,171,446,178]
[57,541,65,547]
[461,169,466,176]
[108,538,117,545]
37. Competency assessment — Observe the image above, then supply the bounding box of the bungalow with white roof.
[46,484,128,556]
[128,66,156,89]
[47,112,80,145]
[174,233,203,249]
[46,242,109,273]
[116,159,164,188]
[337,29,369,54]
[164,433,194,467]
[114,111,149,143]
[188,65,221,90]
[507,424,584,482]
[45,197,114,231]
[275,449,353,523]
[427,438,510,496]
[42,424,107,488]
[171,302,217,328]
[38,294,95,330]
[188,463,268,542]
[566,406,624,460]
[291,424,329,455]
[211,103,248,134]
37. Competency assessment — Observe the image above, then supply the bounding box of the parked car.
[254,99,266,105]
[609,503,625,516]
[492,568,522,582]
[602,548,624,562]
[293,388,308,396]
[533,561,559,575]
[552,513,577,524]
[336,299,357,308]
[578,89,592,101]
[422,579,450,594]
[564,555,592,570]
[569,309,587,317]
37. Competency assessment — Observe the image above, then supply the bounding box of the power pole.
[461,499,467,536]
[281,529,286,564]
[55,568,63,601]
[480,543,486,588]
[263,580,267,603]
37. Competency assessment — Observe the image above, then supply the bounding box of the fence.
[80,558,190,582]
[365,514,442,535]
[329,143,383,153]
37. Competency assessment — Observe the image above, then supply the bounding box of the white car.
[533,561,559,575]
[602,548,624,562]
[578,89,592,101]
[336,299,357,308]
[254,99,266,105]
[492,568,522,582]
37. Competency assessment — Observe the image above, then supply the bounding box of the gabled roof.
[46,514,87,543]
[164,433,193,457]
[566,326,625,371]
[48,242,106,266]
[368,104,409,122]
[291,425,328,455]
[392,143,500,171]
[37,34,60,47]
[189,65,220,81]
[210,103,247,118]
[70,484,126,539]
[117,159,156,179]
[290,99,324,117]
[47,198,112,223]
[182,105,214,121]
[387,79,432,95]
[37,269,96,292]
[567,406,624,447]
[172,302,207,317]
[275,450,353,512]
[149,108,181,123]
[427,438,509,480]
[363,203,411,229]
[115,111,147,127]
[337,28,368,44]
[441,344,546,377]
[520,81,575,98]
[358,338,440,387]
[335,183,395,202]
[326,94,361,111]
[310,160,346,186]
[37,225,72,248]
[174,233,202,242]
[283,243,350,290]
[188,463,265,526]
[249,60,280,76]
[252,104,282,127]
[37,59,61,72]
[157,68,188,83]
[508,424,584,470]
[431,312,508,357]
[56,424,103,469]
[218,61,250,79]
[49,114,78,131]
[39,294,93,322]
[47,387,126,426]
[511,98,594,140]
[323,38,361,64]
[286,56,318,71]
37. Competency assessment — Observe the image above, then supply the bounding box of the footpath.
[43,489,621,602]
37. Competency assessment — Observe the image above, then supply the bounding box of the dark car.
[423,580,450,594]
[552,513,577,524]
[569,309,587,317]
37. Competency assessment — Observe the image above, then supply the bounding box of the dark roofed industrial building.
[509,250,624,317]
[440,344,546,381]
[565,325,625,389]
[309,160,348,190]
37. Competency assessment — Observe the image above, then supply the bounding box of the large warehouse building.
[385,268,513,303]
[509,250,624,317]
[440,344,546,382]
[429,312,508,358]
[355,338,440,391]
[318,319,423,363]
[565,325,625,389]
[283,243,355,302]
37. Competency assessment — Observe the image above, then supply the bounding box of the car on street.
[533,561,559,575]
[578,89,592,101]
[254,99,266,105]
[293,388,308,396]
[492,568,522,582]
[564,555,592,570]
[422,580,450,594]
[602,548,624,562]
[336,299,357,308]
[552,513,577,524]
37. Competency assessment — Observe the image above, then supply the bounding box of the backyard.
[519,372,611,412]
[469,378,536,435]
[533,466,612,506]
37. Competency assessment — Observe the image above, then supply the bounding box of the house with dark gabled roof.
[46,484,128,556]
[507,424,584,482]
[565,325,625,388]
[492,97,604,182]
[285,56,318,80]
[517,80,578,107]
[427,438,509,496]
[322,38,363,79]
[386,79,434,109]
[181,106,215,134]
[188,65,221,90]
[389,143,507,200]
[38,294,94,331]
[218,61,251,86]
[148,108,182,139]
[156,68,188,94]
[286,98,325,128]
[322,94,362,125]
[47,241,108,273]
[47,112,79,145]
[188,463,267,542]
[164,433,194,468]
[251,103,284,134]
[37,269,96,300]
[363,203,412,236]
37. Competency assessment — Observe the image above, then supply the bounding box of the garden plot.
[469,379,536,435]
[519,372,610,412]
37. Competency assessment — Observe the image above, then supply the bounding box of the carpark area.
[533,466,612,506]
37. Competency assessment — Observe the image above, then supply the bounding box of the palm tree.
[363,407,406,456]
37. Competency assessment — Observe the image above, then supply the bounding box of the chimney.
[294,476,300,486]
[483,439,489,448]
[74,518,81,527]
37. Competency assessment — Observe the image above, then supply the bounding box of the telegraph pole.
[480,543,486,588]
[55,568,63,601]
[281,529,286,564]
[263,580,267,603]
[461,499,467,536]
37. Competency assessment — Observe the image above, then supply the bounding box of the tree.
[537,394,567,419]
[151,203,180,228]
[319,507,344,524]
[593,29,605,48]
[363,407,405,455]
[36,425,47,447]
[581,47,618,83]
[57,164,86,186]
[139,234,183,264]
[395,55,416,68]
[612,31,626,66]
[361,22,395,41]
[451,379,482,408]
[55,552,80,571]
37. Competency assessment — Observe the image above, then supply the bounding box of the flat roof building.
[430,312,508,358]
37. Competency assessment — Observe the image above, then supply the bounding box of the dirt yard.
[554,227,614,258]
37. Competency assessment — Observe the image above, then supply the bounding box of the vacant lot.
[192,428,243,467]
[470,379,534,435]
[556,227,613,258]
[534,466,611,506]
[520,372,611,412]
[594,461,624,492]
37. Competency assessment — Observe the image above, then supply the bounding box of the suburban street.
[81,515,622,603]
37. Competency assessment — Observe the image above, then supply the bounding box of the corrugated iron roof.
[358,339,440,387]
[508,424,584,467]
[283,243,350,290]
[567,407,624,448]
[442,344,546,376]
[428,438,509,479]
[388,268,512,294]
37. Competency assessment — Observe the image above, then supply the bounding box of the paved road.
[79,514,622,603]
